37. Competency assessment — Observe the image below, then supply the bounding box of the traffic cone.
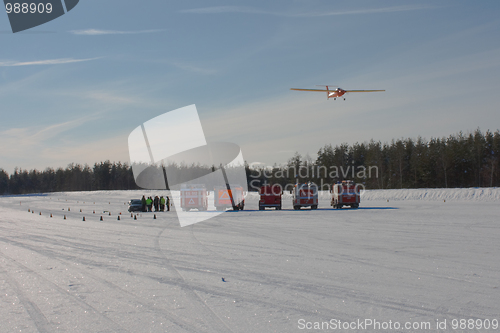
[50,213,53,218]
[64,215,66,220]
[83,216,86,221]
[93,210,95,214]
[109,212,111,216]
[134,215,137,220]
[68,207,71,211]
[28,209,30,212]
[154,214,156,219]
[32,211,34,214]
[39,212,42,215]
[80,209,82,212]
[131,213,133,217]
[100,216,103,221]
[117,216,121,221]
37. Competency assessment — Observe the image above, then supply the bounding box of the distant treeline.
[254,128,499,190]
[0,161,139,195]
[1,129,499,194]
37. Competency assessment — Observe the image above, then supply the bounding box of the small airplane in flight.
[290,85,385,100]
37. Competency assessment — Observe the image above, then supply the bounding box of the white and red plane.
[290,85,385,100]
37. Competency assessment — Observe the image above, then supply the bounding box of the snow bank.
[360,187,500,201]
[5,187,499,203]
[248,187,500,202]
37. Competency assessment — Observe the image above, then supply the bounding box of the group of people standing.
[141,195,170,212]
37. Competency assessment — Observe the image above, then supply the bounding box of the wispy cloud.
[0,57,100,67]
[173,62,216,75]
[180,6,265,15]
[0,115,99,156]
[180,5,434,17]
[70,29,165,35]
[85,91,140,105]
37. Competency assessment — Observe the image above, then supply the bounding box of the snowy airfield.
[0,188,499,333]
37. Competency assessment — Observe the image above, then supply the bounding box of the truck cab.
[331,180,360,209]
[180,185,208,211]
[259,184,282,210]
[214,185,245,211]
[292,183,318,210]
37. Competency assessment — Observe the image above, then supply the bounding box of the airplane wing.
[344,90,385,92]
[290,88,335,92]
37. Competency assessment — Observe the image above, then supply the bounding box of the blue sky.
[1,0,500,173]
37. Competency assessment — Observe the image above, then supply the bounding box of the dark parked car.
[128,199,143,212]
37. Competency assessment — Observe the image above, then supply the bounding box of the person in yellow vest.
[160,196,165,211]
[146,197,153,212]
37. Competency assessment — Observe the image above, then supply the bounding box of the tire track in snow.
[0,211,211,332]
[221,221,486,321]
[0,262,52,333]
[186,224,357,320]
[155,224,235,333]
[0,236,213,333]
[0,251,131,333]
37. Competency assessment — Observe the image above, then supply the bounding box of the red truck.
[331,180,360,209]
[214,185,245,211]
[259,185,282,210]
[292,183,318,210]
[180,185,208,211]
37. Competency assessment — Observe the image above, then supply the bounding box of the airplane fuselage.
[290,86,385,100]
[328,88,346,98]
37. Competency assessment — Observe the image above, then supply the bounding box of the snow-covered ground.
[0,189,499,332]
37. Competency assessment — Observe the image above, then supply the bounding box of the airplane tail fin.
[316,85,337,99]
